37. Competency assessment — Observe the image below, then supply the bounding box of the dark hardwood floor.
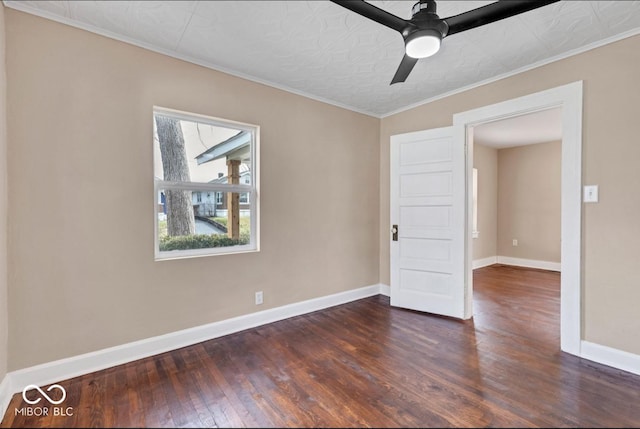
[3,264,640,427]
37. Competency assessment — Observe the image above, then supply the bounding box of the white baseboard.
[379,284,390,297]
[1,282,384,421]
[496,256,561,272]
[580,341,640,376]
[473,256,497,269]
[473,256,560,271]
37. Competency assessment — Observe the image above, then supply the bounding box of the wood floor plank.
[193,344,259,428]
[2,265,640,428]
[140,357,173,427]
[201,339,282,428]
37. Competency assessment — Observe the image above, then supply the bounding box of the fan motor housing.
[411,0,437,17]
[407,0,449,38]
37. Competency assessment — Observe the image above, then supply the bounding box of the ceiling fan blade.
[444,0,560,37]
[329,0,408,33]
[390,54,419,85]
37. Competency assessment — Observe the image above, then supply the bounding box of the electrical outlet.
[255,291,263,305]
[512,239,518,247]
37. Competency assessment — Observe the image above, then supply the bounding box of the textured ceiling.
[4,0,640,117]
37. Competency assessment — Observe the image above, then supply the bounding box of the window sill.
[155,245,259,261]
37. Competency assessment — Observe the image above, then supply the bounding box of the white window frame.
[153,106,260,260]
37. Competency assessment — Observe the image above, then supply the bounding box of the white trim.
[473,256,497,270]
[2,283,382,399]
[581,341,640,376]
[454,81,583,357]
[0,374,12,424]
[379,284,390,297]
[496,256,561,272]
[473,255,560,271]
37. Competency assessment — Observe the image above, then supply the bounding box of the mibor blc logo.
[22,384,66,405]
[14,384,74,417]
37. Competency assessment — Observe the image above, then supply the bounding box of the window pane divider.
[156,180,252,194]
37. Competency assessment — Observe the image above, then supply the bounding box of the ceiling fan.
[330,0,560,84]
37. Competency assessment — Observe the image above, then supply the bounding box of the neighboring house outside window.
[208,169,252,216]
[153,107,259,259]
[240,176,250,204]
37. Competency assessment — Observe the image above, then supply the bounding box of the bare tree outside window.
[155,115,195,237]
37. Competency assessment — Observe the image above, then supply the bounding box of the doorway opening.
[470,107,563,347]
[471,107,562,272]
[453,81,583,356]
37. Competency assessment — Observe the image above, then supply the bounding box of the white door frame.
[453,81,583,356]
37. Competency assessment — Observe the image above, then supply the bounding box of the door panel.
[400,269,453,296]
[400,172,452,197]
[390,126,467,318]
[400,206,451,229]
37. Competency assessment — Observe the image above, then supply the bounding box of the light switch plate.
[584,185,599,203]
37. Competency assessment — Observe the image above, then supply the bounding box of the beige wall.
[472,141,561,264]
[497,141,561,262]
[380,34,640,355]
[5,10,380,370]
[3,6,640,372]
[0,3,8,382]
[472,143,497,260]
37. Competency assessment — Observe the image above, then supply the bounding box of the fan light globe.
[405,30,441,59]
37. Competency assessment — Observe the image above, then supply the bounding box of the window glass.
[154,108,258,259]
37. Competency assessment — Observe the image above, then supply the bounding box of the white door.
[390,126,469,319]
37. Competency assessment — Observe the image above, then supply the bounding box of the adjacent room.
[1,1,639,427]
